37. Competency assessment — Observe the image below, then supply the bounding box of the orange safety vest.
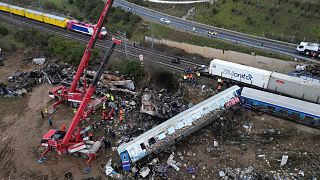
[60,123,66,131]
[119,109,123,121]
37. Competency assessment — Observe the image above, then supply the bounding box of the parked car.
[160,18,171,24]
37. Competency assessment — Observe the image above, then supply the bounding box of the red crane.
[40,38,121,173]
[49,0,114,110]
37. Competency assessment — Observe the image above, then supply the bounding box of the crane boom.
[62,38,121,145]
[70,0,114,92]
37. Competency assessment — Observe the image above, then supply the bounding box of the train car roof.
[271,72,320,88]
[0,2,8,6]
[241,87,320,117]
[24,9,43,15]
[43,13,67,21]
[118,85,241,153]
[9,5,24,10]
[211,59,272,76]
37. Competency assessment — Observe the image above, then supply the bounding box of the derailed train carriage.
[0,2,107,38]
[209,59,320,104]
[240,87,320,128]
[117,86,241,171]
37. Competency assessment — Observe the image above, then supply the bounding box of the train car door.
[120,151,131,171]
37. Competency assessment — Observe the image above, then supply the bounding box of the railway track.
[0,11,205,73]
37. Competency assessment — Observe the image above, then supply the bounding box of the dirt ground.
[0,50,320,180]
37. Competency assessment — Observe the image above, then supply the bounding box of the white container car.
[209,59,271,88]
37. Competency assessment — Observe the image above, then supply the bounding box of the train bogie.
[268,72,320,104]
[9,5,25,16]
[43,13,68,28]
[24,9,43,22]
[209,59,271,88]
[0,2,9,12]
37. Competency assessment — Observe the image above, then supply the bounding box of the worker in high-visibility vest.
[88,131,94,140]
[44,108,48,115]
[195,71,200,77]
[105,93,111,101]
[110,94,115,102]
[119,108,124,122]
[73,108,77,114]
[60,123,66,131]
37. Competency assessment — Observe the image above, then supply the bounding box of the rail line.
[0,11,204,73]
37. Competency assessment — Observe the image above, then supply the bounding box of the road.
[114,0,317,62]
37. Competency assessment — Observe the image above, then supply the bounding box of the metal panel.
[209,59,271,88]
[268,72,320,104]
[241,87,320,117]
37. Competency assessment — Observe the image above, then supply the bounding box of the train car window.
[140,143,146,150]
[304,115,314,124]
[168,127,175,135]
[300,114,305,119]
[267,105,275,112]
[279,108,287,115]
[158,132,166,140]
[314,117,320,122]
[291,111,300,119]
[148,137,156,145]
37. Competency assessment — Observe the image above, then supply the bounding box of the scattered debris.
[32,58,46,65]
[139,166,150,178]
[280,155,289,166]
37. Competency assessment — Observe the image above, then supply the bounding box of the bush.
[150,69,178,92]
[0,24,9,36]
[47,37,87,64]
[14,30,51,47]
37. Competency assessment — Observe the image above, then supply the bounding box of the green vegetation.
[129,0,320,43]
[109,58,143,81]
[133,22,293,61]
[47,36,100,64]
[150,69,178,92]
[0,23,24,51]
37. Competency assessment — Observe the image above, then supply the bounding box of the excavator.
[39,37,121,173]
[49,0,114,112]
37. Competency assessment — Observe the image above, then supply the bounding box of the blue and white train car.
[117,86,241,171]
[240,87,320,128]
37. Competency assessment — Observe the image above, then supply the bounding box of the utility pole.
[10,12,14,24]
[117,31,128,58]
[37,0,43,10]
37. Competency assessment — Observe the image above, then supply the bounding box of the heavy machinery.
[297,42,320,58]
[49,0,114,110]
[40,38,121,173]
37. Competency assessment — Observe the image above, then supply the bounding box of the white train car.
[209,59,320,104]
[268,72,320,104]
[209,59,271,88]
[117,85,241,171]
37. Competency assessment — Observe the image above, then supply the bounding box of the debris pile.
[0,64,68,97]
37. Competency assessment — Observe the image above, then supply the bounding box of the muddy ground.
[0,50,319,179]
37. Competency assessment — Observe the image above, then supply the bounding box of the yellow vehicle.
[0,2,9,12]
[43,13,68,28]
[24,9,43,22]
[9,5,25,16]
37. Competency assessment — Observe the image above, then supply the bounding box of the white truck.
[297,42,320,58]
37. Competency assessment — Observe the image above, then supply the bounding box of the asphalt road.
[114,0,317,62]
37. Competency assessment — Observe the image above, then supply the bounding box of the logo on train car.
[222,69,253,81]
[224,97,240,108]
[276,79,285,84]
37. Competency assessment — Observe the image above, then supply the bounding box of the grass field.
[129,0,320,44]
